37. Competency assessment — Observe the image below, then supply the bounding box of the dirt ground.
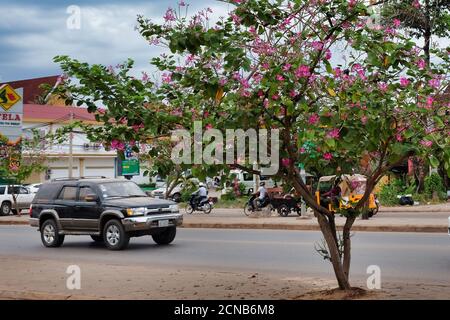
[0,256,449,300]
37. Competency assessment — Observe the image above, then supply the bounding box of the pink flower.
[163,8,176,22]
[325,50,332,60]
[426,96,434,107]
[281,158,292,167]
[263,99,269,108]
[400,77,410,87]
[299,147,306,154]
[393,19,401,28]
[178,1,186,6]
[272,94,280,100]
[396,134,403,142]
[420,140,433,148]
[428,78,440,89]
[240,90,251,97]
[289,90,297,98]
[295,65,310,78]
[327,128,340,139]
[132,123,145,132]
[219,78,228,86]
[283,64,291,71]
[311,41,324,51]
[162,72,172,84]
[412,0,420,9]
[276,75,285,81]
[323,153,333,161]
[378,82,388,92]
[417,59,426,70]
[334,68,342,78]
[231,13,241,25]
[111,140,125,151]
[308,114,319,125]
[361,116,368,125]
[205,124,213,130]
[141,72,149,82]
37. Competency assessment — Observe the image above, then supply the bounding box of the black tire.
[185,204,194,214]
[202,202,212,214]
[40,219,65,248]
[1,202,11,216]
[172,193,181,203]
[278,204,290,217]
[152,227,176,245]
[90,235,104,242]
[244,203,253,216]
[103,219,130,250]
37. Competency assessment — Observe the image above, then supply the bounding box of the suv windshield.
[99,182,147,199]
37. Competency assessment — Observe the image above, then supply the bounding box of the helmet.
[259,182,266,186]
[199,182,206,187]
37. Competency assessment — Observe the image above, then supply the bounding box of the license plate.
[158,220,169,227]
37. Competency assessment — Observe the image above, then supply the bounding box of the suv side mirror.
[85,194,99,202]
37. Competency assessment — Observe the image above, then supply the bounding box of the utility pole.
[68,112,74,178]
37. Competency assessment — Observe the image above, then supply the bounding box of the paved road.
[0,226,449,284]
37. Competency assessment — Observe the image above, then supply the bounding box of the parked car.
[0,185,35,215]
[26,183,42,194]
[29,178,183,250]
[151,185,183,202]
[229,170,277,195]
[151,178,200,202]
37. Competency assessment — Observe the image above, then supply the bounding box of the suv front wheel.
[41,219,65,248]
[152,227,176,245]
[103,219,130,250]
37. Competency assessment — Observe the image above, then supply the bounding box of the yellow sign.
[0,84,21,111]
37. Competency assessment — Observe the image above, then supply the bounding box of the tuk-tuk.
[315,174,378,215]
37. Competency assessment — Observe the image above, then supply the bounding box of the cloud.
[0,0,231,82]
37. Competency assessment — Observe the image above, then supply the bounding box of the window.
[19,187,29,194]
[79,187,95,201]
[58,186,77,201]
[0,187,5,195]
[7,187,21,194]
[243,173,253,181]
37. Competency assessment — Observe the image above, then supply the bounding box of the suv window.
[0,187,5,194]
[58,186,77,200]
[34,183,62,201]
[7,186,28,194]
[78,187,95,201]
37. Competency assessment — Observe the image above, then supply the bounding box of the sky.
[0,0,232,82]
[1,1,449,83]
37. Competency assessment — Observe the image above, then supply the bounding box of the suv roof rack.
[50,176,108,182]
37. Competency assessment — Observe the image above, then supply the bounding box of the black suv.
[29,178,183,250]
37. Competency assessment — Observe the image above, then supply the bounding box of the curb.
[181,222,447,233]
[0,289,99,300]
[0,218,446,233]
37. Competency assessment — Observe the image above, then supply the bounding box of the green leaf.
[429,155,439,168]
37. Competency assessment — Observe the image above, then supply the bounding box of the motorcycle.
[243,195,271,216]
[185,194,213,214]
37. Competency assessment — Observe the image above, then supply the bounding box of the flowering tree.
[0,134,47,216]
[55,0,449,290]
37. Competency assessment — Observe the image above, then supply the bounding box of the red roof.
[24,104,96,122]
[2,76,61,104]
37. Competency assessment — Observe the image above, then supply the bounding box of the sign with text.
[121,158,140,176]
[0,85,23,143]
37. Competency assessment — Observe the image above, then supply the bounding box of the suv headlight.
[169,204,179,213]
[126,207,147,216]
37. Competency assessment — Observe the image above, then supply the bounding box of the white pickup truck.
[0,185,35,215]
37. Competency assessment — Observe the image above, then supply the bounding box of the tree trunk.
[316,212,351,290]
[343,216,356,279]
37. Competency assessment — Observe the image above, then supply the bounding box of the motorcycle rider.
[192,182,208,208]
[252,181,268,210]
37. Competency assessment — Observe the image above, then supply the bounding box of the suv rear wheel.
[1,202,11,216]
[103,219,130,250]
[41,219,65,247]
[152,227,176,245]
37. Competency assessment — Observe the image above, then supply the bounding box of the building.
[22,103,149,184]
[1,76,149,184]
